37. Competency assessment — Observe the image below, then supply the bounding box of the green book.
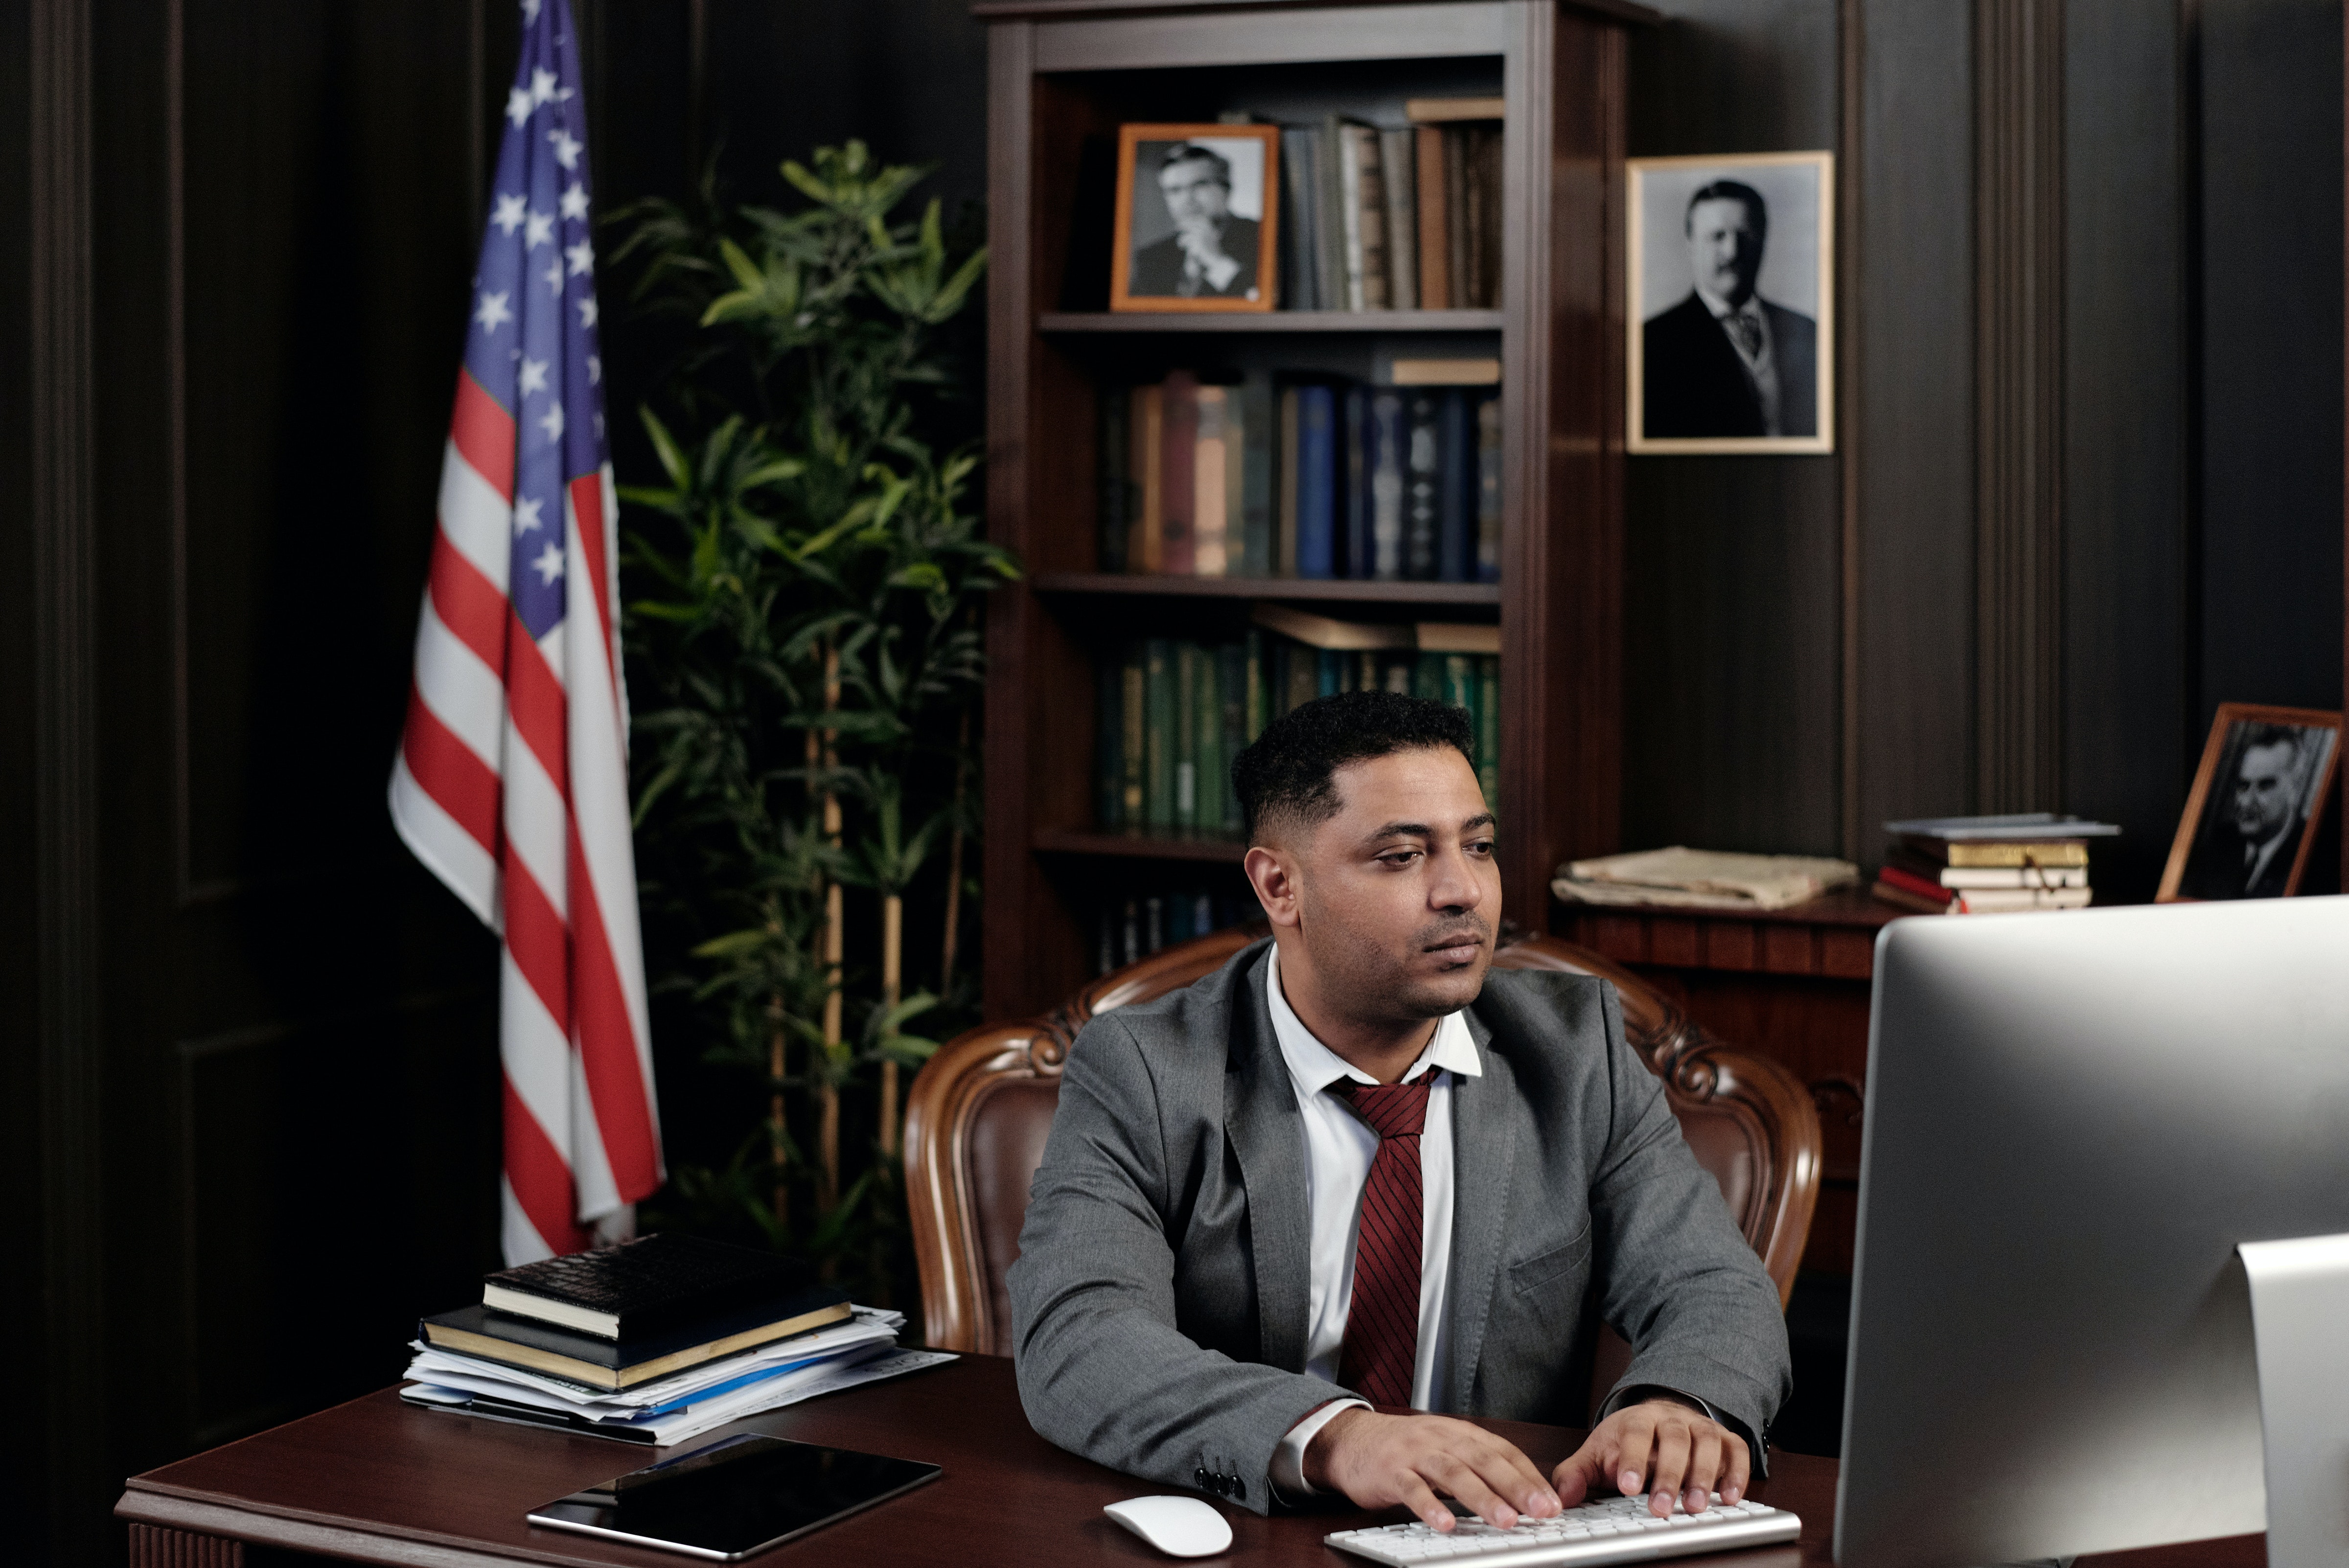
[1240,370,1274,577]
[1096,654,1122,829]
[1121,644,1147,826]
[1244,629,1268,740]
[1144,639,1174,831]
[1286,642,1319,714]
[1476,654,1500,807]
[1414,652,1445,701]
[1174,643,1200,830]
[1444,653,1474,712]
[1318,649,1343,697]
[1218,642,1248,828]
[1195,645,1223,833]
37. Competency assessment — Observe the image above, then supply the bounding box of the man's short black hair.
[1159,142,1233,186]
[1233,689,1477,843]
[1685,179,1768,240]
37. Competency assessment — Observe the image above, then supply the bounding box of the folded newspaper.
[1552,847,1860,912]
[399,1307,955,1446]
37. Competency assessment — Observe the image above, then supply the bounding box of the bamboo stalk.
[940,709,970,994]
[879,893,902,1156]
[818,643,843,1215]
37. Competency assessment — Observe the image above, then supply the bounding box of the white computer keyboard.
[1325,1493,1800,1567]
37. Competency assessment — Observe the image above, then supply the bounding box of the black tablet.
[526,1432,941,1561]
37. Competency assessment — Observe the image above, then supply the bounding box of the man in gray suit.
[1009,692,1789,1532]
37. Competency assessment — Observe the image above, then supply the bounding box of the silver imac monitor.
[1836,895,2349,1568]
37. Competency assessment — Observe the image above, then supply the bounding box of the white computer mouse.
[1103,1495,1233,1558]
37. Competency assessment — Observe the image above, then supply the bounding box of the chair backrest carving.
[905,927,1819,1360]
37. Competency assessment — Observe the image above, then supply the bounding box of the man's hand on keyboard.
[1305,1408,1566,1534]
[1550,1399,1750,1521]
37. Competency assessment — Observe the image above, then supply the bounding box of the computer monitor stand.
[2237,1233,2349,1568]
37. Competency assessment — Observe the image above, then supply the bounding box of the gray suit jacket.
[1007,940,1791,1514]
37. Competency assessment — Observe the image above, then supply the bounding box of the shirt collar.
[1264,942,1482,1094]
[1695,284,1762,323]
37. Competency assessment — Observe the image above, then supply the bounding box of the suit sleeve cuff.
[1270,1398,1371,1501]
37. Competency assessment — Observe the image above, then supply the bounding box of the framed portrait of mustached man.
[1110,124,1281,314]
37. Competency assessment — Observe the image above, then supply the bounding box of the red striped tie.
[1333,1072,1433,1408]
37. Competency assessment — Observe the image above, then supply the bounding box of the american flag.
[390,0,663,1265]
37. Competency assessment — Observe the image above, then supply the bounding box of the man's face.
[2231,740,2298,842]
[1285,746,1500,1024]
[1685,197,1764,305]
[1157,157,1231,231]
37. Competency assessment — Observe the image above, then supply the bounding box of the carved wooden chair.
[905,927,1820,1413]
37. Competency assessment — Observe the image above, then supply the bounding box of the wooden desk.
[118,1354,2262,1568]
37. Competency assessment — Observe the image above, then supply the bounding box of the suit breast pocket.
[1507,1221,1593,1320]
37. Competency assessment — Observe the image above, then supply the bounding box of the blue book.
[1295,384,1336,578]
[1437,389,1474,583]
[1343,386,1372,579]
[1317,649,1343,697]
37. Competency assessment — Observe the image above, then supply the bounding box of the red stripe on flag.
[401,684,500,853]
[501,857,572,1036]
[568,472,618,693]
[451,369,517,501]
[504,610,570,797]
[426,531,508,675]
[503,1074,589,1254]
[567,825,662,1200]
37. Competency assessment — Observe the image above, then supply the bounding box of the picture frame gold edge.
[2154,700,2347,902]
[1106,122,1283,316]
[1624,149,1838,453]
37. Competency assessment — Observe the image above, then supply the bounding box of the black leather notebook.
[482,1233,822,1339]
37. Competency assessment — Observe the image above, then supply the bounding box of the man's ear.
[1244,845,1301,929]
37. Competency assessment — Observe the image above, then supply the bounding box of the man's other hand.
[1305,1408,1563,1532]
[1552,1398,1750,1518]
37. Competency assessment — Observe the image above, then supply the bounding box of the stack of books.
[1095,608,1499,836]
[400,1233,951,1446]
[1099,365,1500,584]
[1276,97,1504,311]
[1871,814,2121,915]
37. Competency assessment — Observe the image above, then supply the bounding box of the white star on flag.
[523,210,555,250]
[512,495,544,532]
[565,239,594,276]
[521,0,541,20]
[518,356,550,395]
[539,401,565,441]
[587,353,601,384]
[542,258,566,296]
[577,297,599,328]
[492,193,528,235]
[505,87,533,128]
[530,67,560,105]
[549,128,582,170]
[559,183,590,220]
[474,290,512,332]
[531,541,565,585]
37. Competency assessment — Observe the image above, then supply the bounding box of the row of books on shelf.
[1870,814,2119,915]
[1100,368,1500,583]
[1095,885,1257,976]
[399,1233,950,1446]
[1278,99,1503,312]
[1095,606,1501,836]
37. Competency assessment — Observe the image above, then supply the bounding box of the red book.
[1876,862,1958,906]
[1159,370,1199,575]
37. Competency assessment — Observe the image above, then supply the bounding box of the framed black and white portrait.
[2159,703,2343,901]
[1627,152,1835,454]
[1109,124,1280,314]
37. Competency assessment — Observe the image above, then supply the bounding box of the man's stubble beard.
[1298,887,1495,1027]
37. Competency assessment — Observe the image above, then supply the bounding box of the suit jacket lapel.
[1447,1011,1517,1408]
[1224,945,1313,1372]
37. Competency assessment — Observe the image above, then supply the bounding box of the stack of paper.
[400,1308,954,1446]
[1552,847,1861,912]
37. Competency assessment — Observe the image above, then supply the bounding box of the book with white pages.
[407,1309,903,1410]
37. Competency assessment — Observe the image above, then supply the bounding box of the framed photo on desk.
[1109,124,1280,313]
[2158,702,2343,901]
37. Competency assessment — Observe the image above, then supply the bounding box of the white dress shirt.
[1265,943,1482,1494]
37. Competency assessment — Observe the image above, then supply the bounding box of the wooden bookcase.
[976,0,1646,1019]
